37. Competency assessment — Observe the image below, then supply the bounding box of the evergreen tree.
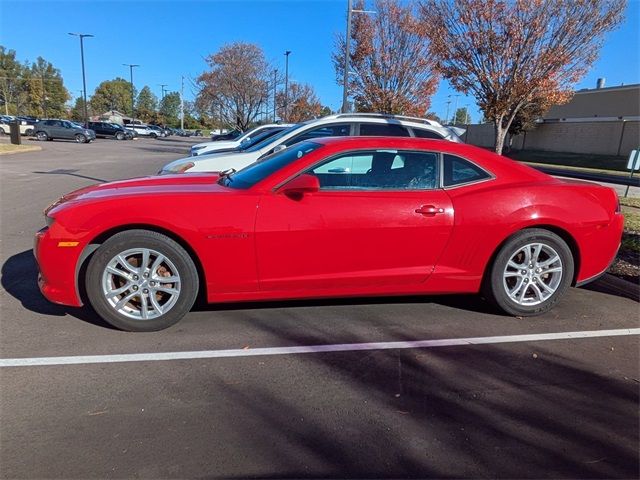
[136,86,158,122]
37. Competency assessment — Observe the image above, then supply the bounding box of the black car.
[88,122,134,140]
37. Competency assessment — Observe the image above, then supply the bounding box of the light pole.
[68,33,93,128]
[123,64,139,122]
[284,51,291,120]
[445,95,452,125]
[158,83,168,100]
[272,68,278,122]
[341,0,376,113]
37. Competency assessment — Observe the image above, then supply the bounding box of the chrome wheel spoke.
[150,254,165,275]
[538,255,560,268]
[139,293,149,320]
[114,291,138,310]
[537,279,555,295]
[141,249,151,272]
[149,293,164,316]
[530,283,544,301]
[106,283,131,299]
[117,255,139,275]
[155,275,179,284]
[508,277,526,298]
[106,266,132,281]
[544,266,562,273]
[156,286,179,295]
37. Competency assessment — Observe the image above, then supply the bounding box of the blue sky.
[2,0,639,122]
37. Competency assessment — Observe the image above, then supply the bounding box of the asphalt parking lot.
[1,136,639,479]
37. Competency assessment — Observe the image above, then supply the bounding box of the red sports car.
[35,137,623,331]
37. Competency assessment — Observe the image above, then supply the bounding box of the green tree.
[0,46,28,115]
[136,86,158,122]
[90,78,135,116]
[451,107,470,125]
[159,91,181,125]
[25,57,69,117]
[70,96,88,121]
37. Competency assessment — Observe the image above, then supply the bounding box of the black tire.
[35,131,48,141]
[150,132,158,139]
[115,132,125,140]
[85,230,199,332]
[483,228,574,316]
[75,133,87,143]
[0,128,5,136]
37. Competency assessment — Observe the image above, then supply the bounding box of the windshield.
[243,124,302,153]
[236,128,285,151]
[222,141,322,189]
[110,123,124,130]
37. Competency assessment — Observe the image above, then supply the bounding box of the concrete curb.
[0,145,43,156]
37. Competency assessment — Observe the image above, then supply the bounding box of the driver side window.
[307,150,439,191]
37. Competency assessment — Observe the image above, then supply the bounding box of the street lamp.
[68,32,93,128]
[158,83,168,100]
[284,51,291,120]
[122,63,139,122]
[341,0,376,113]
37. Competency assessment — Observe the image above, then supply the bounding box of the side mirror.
[280,173,320,197]
[273,144,287,154]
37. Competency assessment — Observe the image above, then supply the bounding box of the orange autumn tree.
[277,82,324,122]
[419,0,625,154]
[333,0,438,116]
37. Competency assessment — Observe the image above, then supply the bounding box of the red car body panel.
[34,137,623,308]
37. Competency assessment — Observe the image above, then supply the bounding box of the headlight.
[164,161,195,174]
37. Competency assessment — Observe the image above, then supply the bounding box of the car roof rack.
[327,112,442,127]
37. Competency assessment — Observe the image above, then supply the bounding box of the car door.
[255,149,454,292]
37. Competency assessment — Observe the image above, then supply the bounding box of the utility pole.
[69,33,93,128]
[453,94,460,124]
[284,51,291,120]
[445,96,452,125]
[180,75,184,130]
[272,68,278,122]
[123,63,139,122]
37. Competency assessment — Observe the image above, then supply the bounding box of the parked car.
[190,124,293,157]
[148,125,166,138]
[88,122,134,140]
[33,119,96,143]
[161,113,464,174]
[125,124,160,138]
[35,136,623,331]
[211,129,241,141]
[0,119,35,136]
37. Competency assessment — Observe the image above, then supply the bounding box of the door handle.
[415,205,445,216]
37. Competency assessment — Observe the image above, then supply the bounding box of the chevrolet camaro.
[35,137,623,331]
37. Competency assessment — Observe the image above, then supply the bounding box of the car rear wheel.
[35,131,48,141]
[75,133,87,143]
[116,132,125,140]
[150,132,158,139]
[85,230,199,332]
[483,228,574,316]
[25,128,34,136]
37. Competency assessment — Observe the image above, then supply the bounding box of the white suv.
[190,123,293,157]
[125,124,160,138]
[160,114,465,174]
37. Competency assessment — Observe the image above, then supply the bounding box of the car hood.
[46,173,224,214]
[193,140,237,149]
[162,151,257,173]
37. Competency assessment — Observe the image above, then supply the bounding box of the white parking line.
[2,328,639,368]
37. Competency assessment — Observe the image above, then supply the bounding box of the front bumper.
[34,226,83,307]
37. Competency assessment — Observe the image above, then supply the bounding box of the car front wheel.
[116,132,125,140]
[75,133,87,143]
[150,133,158,139]
[483,228,574,316]
[85,230,199,332]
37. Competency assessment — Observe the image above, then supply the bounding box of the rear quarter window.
[443,154,491,187]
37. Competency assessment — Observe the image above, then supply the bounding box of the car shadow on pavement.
[136,146,192,155]
[200,315,639,478]
[1,250,116,330]
[193,292,497,316]
[32,169,106,183]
